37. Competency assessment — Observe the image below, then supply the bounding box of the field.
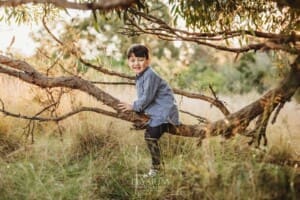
[0,75,299,199]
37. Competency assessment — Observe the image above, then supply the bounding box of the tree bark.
[0,0,137,10]
[0,55,299,142]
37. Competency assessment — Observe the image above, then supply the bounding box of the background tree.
[0,0,299,147]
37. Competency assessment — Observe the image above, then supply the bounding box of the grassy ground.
[0,76,299,199]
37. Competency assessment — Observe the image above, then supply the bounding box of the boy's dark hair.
[127,44,149,59]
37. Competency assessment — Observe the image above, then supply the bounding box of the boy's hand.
[118,102,133,112]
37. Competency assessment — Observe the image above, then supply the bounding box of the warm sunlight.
[0,22,39,56]
[0,1,299,199]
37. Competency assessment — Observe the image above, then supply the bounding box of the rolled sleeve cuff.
[132,101,142,112]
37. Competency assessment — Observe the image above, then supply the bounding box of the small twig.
[91,81,135,85]
[23,120,35,143]
[271,102,285,124]
[179,109,209,124]
[208,84,229,113]
[0,98,5,110]
[42,11,64,46]
[56,121,64,141]
[46,56,61,76]
[45,88,65,140]
[35,102,59,117]
[234,53,240,62]
[208,84,218,100]
[30,121,35,144]
[0,106,118,122]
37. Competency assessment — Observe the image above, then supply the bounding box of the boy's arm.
[118,102,133,112]
[132,73,160,112]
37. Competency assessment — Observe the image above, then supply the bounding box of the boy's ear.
[146,58,150,65]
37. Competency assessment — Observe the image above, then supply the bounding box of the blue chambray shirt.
[132,67,180,127]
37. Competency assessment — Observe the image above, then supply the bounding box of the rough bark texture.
[0,0,137,10]
[0,55,299,142]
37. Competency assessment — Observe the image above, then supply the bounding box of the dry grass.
[0,119,22,158]
[0,75,299,155]
[0,75,299,199]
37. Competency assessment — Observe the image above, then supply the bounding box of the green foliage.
[70,129,118,161]
[168,0,299,33]
[175,52,280,94]
[76,59,88,73]
[7,0,289,98]
[0,1,299,198]
[0,5,60,25]
[231,53,270,94]
[0,123,21,158]
[177,62,226,93]
[0,115,299,200]
[153,137,299,200]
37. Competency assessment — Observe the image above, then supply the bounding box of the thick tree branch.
[1,55,299,143]
[127,9,300,40]
[122,9,300,54]
[0,0,138,11]
[270,0,300,9]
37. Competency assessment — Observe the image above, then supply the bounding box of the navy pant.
[144,123,171,169]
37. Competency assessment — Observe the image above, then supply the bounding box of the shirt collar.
[136,66,150,80]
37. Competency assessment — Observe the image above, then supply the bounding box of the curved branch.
[0,0,137,11]
[1,54,299,143]
[0,106,118,122]
[91,81,135,85]
[0,56,120,111]
[129,9,300,41]
[179,110,209,124]
[173,88,230,115]
[79,58,135,80]
[123,9,300,54]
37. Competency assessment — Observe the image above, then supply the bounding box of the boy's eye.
[129,58,145,62]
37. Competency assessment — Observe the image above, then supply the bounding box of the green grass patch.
[0,122,299,200]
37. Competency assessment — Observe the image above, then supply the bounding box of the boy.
[118,44,180,177]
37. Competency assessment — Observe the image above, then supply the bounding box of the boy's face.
[128,54,149,74]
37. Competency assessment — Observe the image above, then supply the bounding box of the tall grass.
[0,76,299,199]
[0,121,299,199]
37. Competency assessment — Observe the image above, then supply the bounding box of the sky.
[0,9,90,57]
[0,6,184,59]
[0,2,183,58]
[0,22,40,56]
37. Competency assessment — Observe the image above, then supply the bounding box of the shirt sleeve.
[132,72,160,112]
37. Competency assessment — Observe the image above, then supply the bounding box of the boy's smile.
[128,54,150,75]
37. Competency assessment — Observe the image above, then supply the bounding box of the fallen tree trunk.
[0,55,299,143]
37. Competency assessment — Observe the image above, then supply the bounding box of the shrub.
[70,130,118,161]
[0,121,21,158]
